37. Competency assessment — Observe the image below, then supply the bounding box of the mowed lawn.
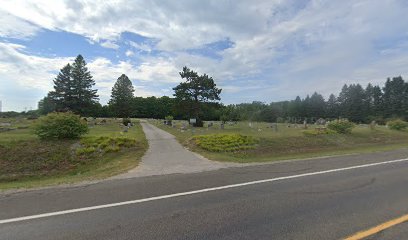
[0,118,147,190]
[152,120,408,163]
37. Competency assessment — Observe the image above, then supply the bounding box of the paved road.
[114,122,240,178]
[1,148,408,239]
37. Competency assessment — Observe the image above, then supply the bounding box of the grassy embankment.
[151,120,408,163]
[0,118,147,190]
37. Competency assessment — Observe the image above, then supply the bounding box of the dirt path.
[114,122,240,178]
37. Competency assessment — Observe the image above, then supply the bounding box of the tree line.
[36,56,221,124]
[222,77,407,124]
[10,54,406,124]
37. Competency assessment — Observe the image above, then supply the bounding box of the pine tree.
[109,74,135,117]
[71,55,98,114]
[309,92,325,119]
[173,66,221,127]
[326,94,339,118]
[38,93,56,115]
[49,63,73,111]
[383,76,406,118]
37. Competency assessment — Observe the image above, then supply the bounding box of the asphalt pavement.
[0,124,407,240]
[0,149,407,239]
[114,122,241,178]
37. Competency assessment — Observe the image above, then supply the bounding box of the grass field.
[151,120,408,163]
[0,118,147,190]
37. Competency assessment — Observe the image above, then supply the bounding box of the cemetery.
[152,119,408,163]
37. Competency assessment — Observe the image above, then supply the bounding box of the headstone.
[249,122,253,128]
[303,120,308,129]
[123,127,128,133]
[370,121,376,130]
[220,123,224,129]
[316,118,326,125]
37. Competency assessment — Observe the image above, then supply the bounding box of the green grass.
[0,118,148,190]
[151,120,408,163]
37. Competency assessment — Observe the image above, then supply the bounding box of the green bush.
[76,146,96,155]
[302,128,337,136]
[327,120,355,134]
[122,118,132,126]
[192,134,258,152]
[165,115,174,121]
[77,136,137,155]
[33,112,88,139]
[387,119,408,131]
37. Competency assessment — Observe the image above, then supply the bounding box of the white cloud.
[128,41,151,52]
[2,0,408,108]
[0,10,39,39]
[100,40,119,49]
[125,50,134,57]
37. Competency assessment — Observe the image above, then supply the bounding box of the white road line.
[1,158,408,224]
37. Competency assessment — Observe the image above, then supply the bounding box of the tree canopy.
[173,66,221,126]
[47,55,98,115]
[109,74,135,117]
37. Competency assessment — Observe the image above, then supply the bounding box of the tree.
[173,66,221,126]
[326,94,339,118]
[382,76,408,119]
[308,92,326,120]
[70,55,99,115]
[109,74,135,117]
[338,84,366,122]
[38,94,56,115]
[49,63,73,111]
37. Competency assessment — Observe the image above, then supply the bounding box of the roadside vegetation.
[0,117,147,190]
[152,120,408,163]
[3,53,408,190]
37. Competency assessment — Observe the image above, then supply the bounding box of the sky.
[1,0,408,112]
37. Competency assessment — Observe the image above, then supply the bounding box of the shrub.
[34,112,88,139]
[192,134,258,152]
[302,128,336,136]
[165,115,173,126]
[387,119,408,131]
[76,146,96,156]
[220,115,228,123]
[77,136,137,155]
[327,119,355,134]
[192,118,204,127]
[122,118,132,126]
[165,115,174,121]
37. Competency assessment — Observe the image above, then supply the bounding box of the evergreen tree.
[382,76,407,118]
[288,96,302,120]
[173,66,221,126]
[109,74,135,117]
[38,94,56,115]
[364,83,375,117]
[372,85,383,116]
[309,92,326,119]
[71,55,98,114]
[49,63,73,111]
[326,94,339,118]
